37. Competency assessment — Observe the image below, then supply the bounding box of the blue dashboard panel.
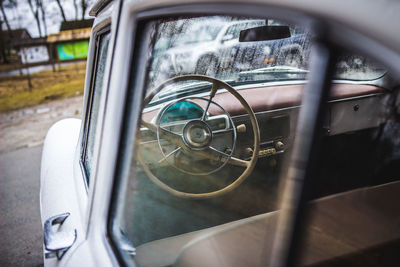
[160,101,204,124]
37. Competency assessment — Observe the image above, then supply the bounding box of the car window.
[110,15,311,266]
[82,30,111,181]
[108,14,396,267]
[148,16,384,89]
[297,62,400,265]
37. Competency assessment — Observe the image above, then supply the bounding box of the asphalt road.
[0,146,43,266]
[0,96,82,266]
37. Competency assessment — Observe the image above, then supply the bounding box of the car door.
[87,4,394,265]
[39,1,400,267]
[104,3,400,267]
[40,5,114,266]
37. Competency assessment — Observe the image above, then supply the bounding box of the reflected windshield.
[148,16,385,93]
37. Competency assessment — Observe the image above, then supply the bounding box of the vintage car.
[40,0,400,266]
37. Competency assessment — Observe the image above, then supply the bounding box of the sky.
[2,0,93,38]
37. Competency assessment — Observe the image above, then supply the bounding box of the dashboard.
[141,82,388,163]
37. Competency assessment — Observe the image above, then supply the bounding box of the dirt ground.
[0,95,84,153]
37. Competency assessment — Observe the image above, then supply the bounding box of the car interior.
[111,15,400,267]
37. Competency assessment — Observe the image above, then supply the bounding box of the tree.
[80,0,87,20]
[80,0,93,20]
[27,0,42,37]
[0,0,14,35]
[55,0,66,22]
[73,0,78,20]
[0,0,17,63]
[0,20,8,63]
[39,0,47,36]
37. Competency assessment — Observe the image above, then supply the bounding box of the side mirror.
[239,25,291,42]
[221,34,234,43]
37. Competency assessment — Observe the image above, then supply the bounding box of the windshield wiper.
[237,66,308,82]
[239,66,308,75]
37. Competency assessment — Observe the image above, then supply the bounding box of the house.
[47,19,94,62]
[0,28,32,64]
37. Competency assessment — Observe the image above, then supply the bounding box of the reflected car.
[152,18,265,80]
[225,30,310,71]
[40,0,400,267]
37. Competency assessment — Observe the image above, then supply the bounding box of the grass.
[0,62,86,113]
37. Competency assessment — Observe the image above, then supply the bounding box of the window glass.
[111,15,310,266]
[298,51,399,267]
[110,15,392,267]
[148,17,384,90]
[83,31,111,180]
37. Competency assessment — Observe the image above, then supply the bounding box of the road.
[0,95,83,266]
[0,96,83,153]
[0,96,83,266]
[0,146,43,266]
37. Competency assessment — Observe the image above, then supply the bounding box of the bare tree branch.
[55,0,67,22]
[38,0,47,36]
[80,0,93,20]
[73,0,78,20]
[27,0,42,37]
[0,0,12,35]
[80,0,87,20]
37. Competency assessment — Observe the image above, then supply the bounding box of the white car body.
[162,19,264,74]
[39,0,400,266]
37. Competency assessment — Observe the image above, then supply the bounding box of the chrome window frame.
[80,24,112,186]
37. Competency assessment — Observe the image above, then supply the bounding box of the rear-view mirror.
[239,25,291,42]
[221,34,234,42]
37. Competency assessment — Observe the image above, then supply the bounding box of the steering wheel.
[138,75,260,198]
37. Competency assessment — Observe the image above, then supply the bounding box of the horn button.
[182,120,213,149]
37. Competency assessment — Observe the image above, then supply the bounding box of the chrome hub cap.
[182,120,212,149]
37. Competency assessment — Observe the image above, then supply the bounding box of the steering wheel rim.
[138,74,260,199]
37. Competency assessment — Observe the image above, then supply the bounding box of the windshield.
[147,16,385,95]
[111,14,397,267]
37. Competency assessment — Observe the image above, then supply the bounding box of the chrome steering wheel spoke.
[201,81,219,121]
